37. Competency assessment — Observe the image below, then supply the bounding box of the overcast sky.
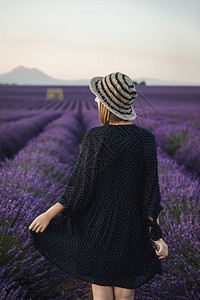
[0,0,199,84]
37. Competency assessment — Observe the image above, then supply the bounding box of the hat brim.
[89,76,137,121]
[89,76,103,96]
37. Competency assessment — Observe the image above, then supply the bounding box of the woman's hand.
[29,202,64,233]
[153,238,168,259]
[29,212,51,233]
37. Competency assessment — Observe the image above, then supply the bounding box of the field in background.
[0,85,200,299]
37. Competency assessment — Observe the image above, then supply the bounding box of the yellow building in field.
[46,88,63,100]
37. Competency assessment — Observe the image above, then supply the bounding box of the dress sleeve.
[57,129,100,219]
[141,133,163,241]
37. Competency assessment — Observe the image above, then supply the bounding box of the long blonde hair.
[99,100,131,125]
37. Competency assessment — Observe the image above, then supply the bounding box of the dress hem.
[30,233,163,290]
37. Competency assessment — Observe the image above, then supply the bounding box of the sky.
[0,0,200,84]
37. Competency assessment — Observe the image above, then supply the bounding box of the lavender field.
[0,85,200,299]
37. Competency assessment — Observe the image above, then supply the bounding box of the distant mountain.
[0,66,88,86]
[135,76,198,86]
[0,66,198,86]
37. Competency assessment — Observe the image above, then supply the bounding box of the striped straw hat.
[89,72,138,121]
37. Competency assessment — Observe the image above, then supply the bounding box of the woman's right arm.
[45,202,64,219]
[141,132,163,241]
[29,202,64,233]
[142,133,168,258]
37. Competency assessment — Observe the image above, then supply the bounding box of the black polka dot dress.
[29,123,164,289]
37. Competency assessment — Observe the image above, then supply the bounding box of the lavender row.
[0,110,39,124]
[0,97,82,111]
[150,106,200,131]
[0,111,91,299]
[0,112,63,161]
[138,116,200,178]
[146,147,200,299]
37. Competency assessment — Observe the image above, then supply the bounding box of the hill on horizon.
[0,66,198,86]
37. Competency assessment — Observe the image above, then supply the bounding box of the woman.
[29,72,168,300]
